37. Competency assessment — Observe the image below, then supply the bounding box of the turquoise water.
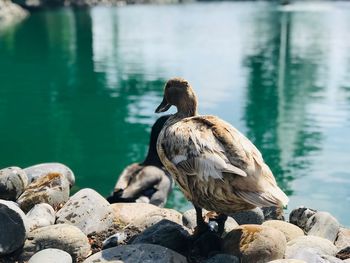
[0,1,350,225]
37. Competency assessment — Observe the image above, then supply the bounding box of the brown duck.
[155,77,288,233]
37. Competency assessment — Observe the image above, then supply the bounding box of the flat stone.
[289,206,317,231]
[28,248,72,263]
[131,219,190,255]
[26,203,55,231]
[223,224,286,262]
[262,206,285,221]
[20,224,90,262]
[335,228,350,250]
[0,167,28,201]
[24,163,75,187]
[56,188,115,235]
[83,244,187,263]
[0,200,28,255]
[286,236,337,258]
[336,246,350,260]
[263,220,304,242]
[229,207,264,225]
[268,260,306,263]
[17,173,70,212]
[305,212,340,242]
[203,253,239,263]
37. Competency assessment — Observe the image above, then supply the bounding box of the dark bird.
[155,78,288,234]
[107,115,172,207]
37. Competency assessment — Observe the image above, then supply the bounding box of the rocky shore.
[0,163,349,263]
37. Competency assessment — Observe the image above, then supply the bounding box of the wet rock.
[262,206,285,221]
[285,236,337,259]
[335,228,350,250]
[56,188,115,235]
[131,219,190,255]
[0,167,28,201]
[83,244,187,263]
[102,232,127,250]
[305,212,340,242]
[263,220,304,242]
[203,253,239,263]
[336,246,350,260]
[223,224,286,262]
[28,248,72,263]
[268,260,306,263]
[0,200,28,255]
[289,206,317,231]
[20,224,90,262]
[230,207,264,225]
[24,163,75,187]
[17,173,70,212]
[26,203,55,232]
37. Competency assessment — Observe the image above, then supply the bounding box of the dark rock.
[229,207,264,225]
[192,231,222,258]
[83,244,187,263]
[336,246,350,260]
[0,200,28,255]
[28,248,72,263]
[0,167,28,201]
[56,188,115,235]
[289,206,317,231]
[305,212,340,242]
[17,173,70,212]
[26,203,55,231]
[262,206,285,221]
[203,254,239,263]
[131,219,191,255]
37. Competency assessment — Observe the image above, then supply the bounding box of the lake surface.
[1,1,350,225]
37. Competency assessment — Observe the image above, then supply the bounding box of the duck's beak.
[155,97,171,113]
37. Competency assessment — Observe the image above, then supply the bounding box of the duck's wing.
[114,163,143,190]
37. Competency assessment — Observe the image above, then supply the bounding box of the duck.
[107,115,172,207]
[155,77,289,234]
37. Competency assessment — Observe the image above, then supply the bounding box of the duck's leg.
[194,205,208,235]
[216,214,228,236]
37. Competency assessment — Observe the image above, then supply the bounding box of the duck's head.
[155,77,198,116]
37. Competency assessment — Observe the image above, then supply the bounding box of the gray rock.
[102,232,127,250]
[28,248,72,263]
[17,173,70,212]
[289,206,317,231]
[20,224,90,262]
[83,244,187,263]
[268,260,306,263]
[131,219,190,255]
[24,163,75,187]
[285,236,337,259]
[56,188,115,235]
[286,248,327,263]
[26,203,55,232]
[262,206,285,221]
[335,227,350,250]
[0,167,28,201]
[229,207,264,225]
[0,200,28,255]
[263,220,304,242]
[344,259,350,263]
[203,254,239,263]
[305,212,340,242]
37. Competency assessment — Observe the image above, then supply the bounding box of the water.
[1,1,350,225]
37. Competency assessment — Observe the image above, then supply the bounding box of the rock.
[0,167,28,201]
[344,259,350,263]
[17,173,70,212]
[0,0,28,28]
[222,217,239,236]
[223,224,286,262]
[26,203,55,231]
[263,220,304,242]
[192,231,222,258]
[203,253,239,263]
[286,248,327,263]
[321,255,343,262]
[28,248,72,263]
[0,200,28,255]
[268,260,306,263]
[131,219,190,255]
[289,206,317,231]
[336,246,350,260]
[24,163,75,187]
[83,244,187,263]
[56,188,115,235]
[335,228,350,250]
[102,232,127,250]
[285,236,337,259]
[20,224,90,262]
[262,206,285,221]
[230,207,264,225]
[305,212,340,242]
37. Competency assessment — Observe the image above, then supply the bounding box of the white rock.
[305,212,340,242]
[28,248,72,263]
[26,203,55,231]
[0,167,28,201]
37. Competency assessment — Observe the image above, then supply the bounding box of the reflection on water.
[0,2,350,225]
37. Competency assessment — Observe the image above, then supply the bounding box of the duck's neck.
[175,99,198,118]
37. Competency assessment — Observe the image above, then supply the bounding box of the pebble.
[24,163,75,187]
[0,200,28,255]
[0,167,28,201]
[289,206,317,231]
[263,220,304,242]
[335,227,350,250]
[262,206,285,221]
[223,224,286,262]
[203,253,239,263]
[28,248,72,263]
[26,203,55,231]
[305,211,340,242]
[17,173,70,212]
[229,207,264,225]
[83,243,188,263]
[56,188,115,235]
